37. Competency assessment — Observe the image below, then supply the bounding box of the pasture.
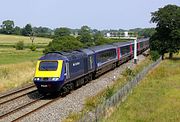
[0,34,49,92]
[0,34,52,48]
[104,53,180,122]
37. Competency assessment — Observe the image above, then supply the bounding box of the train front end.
[33,53,66,94]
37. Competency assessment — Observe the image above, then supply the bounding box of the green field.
[0,34,52,48]
[0,48,43,65]
[104,54,180,122]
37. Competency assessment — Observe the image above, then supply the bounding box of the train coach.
[33,38,149,95]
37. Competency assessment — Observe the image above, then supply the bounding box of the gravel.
[18,54,146,122]
[0,90,41,117]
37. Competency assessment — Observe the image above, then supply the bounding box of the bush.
[44,36,83,53]
[29,44,36,51]
[104,86,114,99]
[150,50,160,61]
[15,41,24,50]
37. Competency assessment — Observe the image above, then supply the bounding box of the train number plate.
[41,85,48,87]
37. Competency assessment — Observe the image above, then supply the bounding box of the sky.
[0,0,179,30]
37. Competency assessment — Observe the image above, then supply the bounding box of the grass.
[63,55,153,122]
[0,34,52,47]
[0,61,36,92]
[0,48,43,65]
[0,34,47,92]
[103,53,180,122]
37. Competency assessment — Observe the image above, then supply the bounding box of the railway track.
[0,94,61,122]
[0,84,37,105]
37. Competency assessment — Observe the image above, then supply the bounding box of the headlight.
[51,77,59,81]
[34,77,40,81]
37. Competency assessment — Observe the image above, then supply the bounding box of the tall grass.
[0,61,36,92]
[104,53,180,122]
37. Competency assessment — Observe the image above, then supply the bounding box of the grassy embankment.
[104,53,180,122]
[64,55,153,122]
[0,34,51,92]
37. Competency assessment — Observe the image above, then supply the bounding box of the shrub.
[150,50,160,61]
[15,41,24,50]
[29,44,36,51]
[104,86,114,99]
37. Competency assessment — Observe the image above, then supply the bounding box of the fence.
[78,57,162,122]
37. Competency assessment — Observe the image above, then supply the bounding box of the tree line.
[0,21,53,38]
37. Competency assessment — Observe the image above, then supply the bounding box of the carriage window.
[97,49,116,64]
[121,46,130,55]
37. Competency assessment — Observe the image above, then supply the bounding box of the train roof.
[113,41,133,47]
[39,52,67,60]
[40,51,86,61]
[137,38,149,42]
[88,44,116,52]
[80,48,94,55]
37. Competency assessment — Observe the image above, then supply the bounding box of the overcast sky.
[0,0,179,30]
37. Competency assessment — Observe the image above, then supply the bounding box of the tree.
[150,4,180,59]
[2,20,14,34]
[54,27,71,37]
[78,26,92,44]
[22,24,32,36]
[44,36,83,53]
[13,26,21,35]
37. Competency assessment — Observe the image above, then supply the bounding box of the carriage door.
[65,62,70,79]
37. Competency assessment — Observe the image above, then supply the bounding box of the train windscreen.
[39,61,58,71]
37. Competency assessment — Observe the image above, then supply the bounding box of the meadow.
[104,53,180,122]
[0,34,52,48]
[0,34,50,92]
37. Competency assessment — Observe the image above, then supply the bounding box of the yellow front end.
[34,60,63,78]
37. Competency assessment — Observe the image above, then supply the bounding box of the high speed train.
[33,38,149,95]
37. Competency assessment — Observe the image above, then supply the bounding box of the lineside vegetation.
[104,53,180,122]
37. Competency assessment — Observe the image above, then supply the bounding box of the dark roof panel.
[80,48,94,55]
[89,44,116,52]
[113,41,133,47]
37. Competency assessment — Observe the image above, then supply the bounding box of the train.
[33,38,149,95]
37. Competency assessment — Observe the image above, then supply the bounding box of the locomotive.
[33,38,149,95]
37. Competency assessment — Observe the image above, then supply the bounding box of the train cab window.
[39,61,58,71]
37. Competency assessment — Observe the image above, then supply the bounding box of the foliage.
[15,41,24,50]
[21,24,32,36]
[33,26,52,37]
[13,26,21,35]
[78,26,93,44]
[104,86,114,99]
[150,4,180,59]
[44,36,83,53]
[54,27,71,37]
[29,44,36,51]
[150,50,160,61]
[1,20,14,34]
